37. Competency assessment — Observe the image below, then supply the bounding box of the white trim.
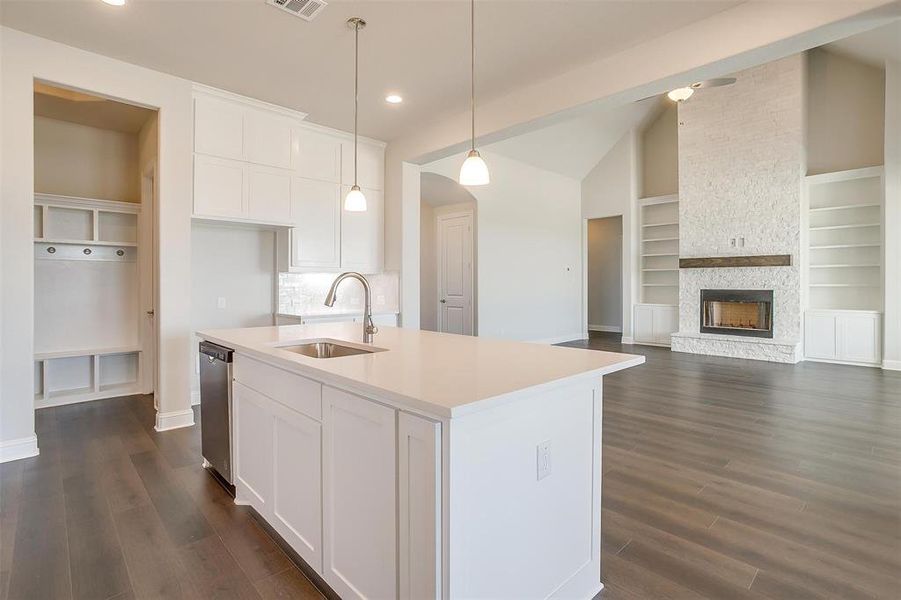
[530,333,584,345]
[191,390,201,406]
[805,165,884,185]
[588,324,622,333]
[620,336,635,344]
[193,82,309,122]
[154,408,195,432]
[34,192,142,213]
[0,435,39,463]
[806,357,881,369]
[882,359,901,371]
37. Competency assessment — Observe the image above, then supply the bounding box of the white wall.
[34,116,140,203]
[581,132,639,342]
[640,105,679,198]
[884,59,901,370]
[190,223,276,398]
[420,200,438,332]
[807,48,885,174]
[1,27,194,460]
[587,217,623,331]
[423,152,582,343]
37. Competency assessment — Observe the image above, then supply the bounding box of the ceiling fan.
[639,77,738,103]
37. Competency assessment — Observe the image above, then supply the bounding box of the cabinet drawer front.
[234,355,321,421]
[194,95,244,160]
[194,156,245,218]
[247,167,292,224]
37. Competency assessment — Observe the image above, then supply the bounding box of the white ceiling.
[825,20,901,67]
[0,0,740,142]
[34,86,156,134]
[485,97,661,179]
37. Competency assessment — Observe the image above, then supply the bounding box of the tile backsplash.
[279,271,399,317]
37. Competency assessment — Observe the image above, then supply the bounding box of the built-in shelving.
[639,194,679,305]
[806,166,883,312]
[33,193,144,408]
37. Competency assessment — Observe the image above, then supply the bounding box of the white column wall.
[0,28,195,460]
[884,59,901,371]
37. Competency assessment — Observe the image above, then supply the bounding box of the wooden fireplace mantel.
[679,255,792,268]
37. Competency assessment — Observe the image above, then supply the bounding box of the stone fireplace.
[700,289,773,338]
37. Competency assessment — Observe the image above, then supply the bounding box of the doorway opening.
[420,173,477,336]
[586,216,623,341]
[32,81,158,409]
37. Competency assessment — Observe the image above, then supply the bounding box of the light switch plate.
[217,297,227,309]
[537,440,552,481]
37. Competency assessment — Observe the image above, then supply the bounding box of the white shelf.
[34,238,137,248]
[810,243,880,249]
[809,203,879,213]
[642,268,678,272]
[805,165,884,185]
[809,264,879,269]
[643,236,679,242]
[809,283,879,288]
[639,194,679,206]
[640,196,679,305]
[644,252,679,257]
[809,223,879,231]
[642,222,679,228]
[35,345,141,361]
[642,283,678,287]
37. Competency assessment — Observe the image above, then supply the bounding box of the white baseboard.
[882,359,901,371]
[531,333,585,345]
[191,390,201,406]
[154,408,195,432]
[0,435,39,463]
[588,324,622,333]
[620,336,634,345]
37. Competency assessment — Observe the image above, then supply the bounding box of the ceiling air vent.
[267,0,327,22]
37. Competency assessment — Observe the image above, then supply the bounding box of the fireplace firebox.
[700,289,774,338]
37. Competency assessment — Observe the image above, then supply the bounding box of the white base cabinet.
[805,310,881,366]
[633,304,678,346]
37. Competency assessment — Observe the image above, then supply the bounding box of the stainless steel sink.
[278,341,386,359]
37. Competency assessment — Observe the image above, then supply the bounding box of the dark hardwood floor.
[0,396,322,600]
[560,332,901,600]
[2,334,899,599]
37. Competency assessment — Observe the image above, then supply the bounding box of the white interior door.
[140,165,156,397]
[437,212,473,336]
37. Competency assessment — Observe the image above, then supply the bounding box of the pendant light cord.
[354,20,359,186]
[470,0,475,152]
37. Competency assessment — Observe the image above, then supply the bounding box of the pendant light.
[345,17,367,212]
[459,0,489,186]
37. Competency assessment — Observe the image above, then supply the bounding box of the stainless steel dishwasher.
[199,340,234,484]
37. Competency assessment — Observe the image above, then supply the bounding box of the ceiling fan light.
[101,0,126,5]
[344,185,367,212]
[667,87,694,102]
[459,150,490,186]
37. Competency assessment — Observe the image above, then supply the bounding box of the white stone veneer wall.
[672,55,805,362]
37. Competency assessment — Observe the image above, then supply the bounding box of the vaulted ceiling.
[0,0,740,141]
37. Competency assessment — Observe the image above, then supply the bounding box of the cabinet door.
[295,128,342,182]
[194,95,244,160]
[653,306,678,346]
[194,155,245,218]
[805,313,838,360]
[291,178,341,269]
[633,305,654,344]
[341,186,383,273]
[398,413,441,600]
[840,313,880,364]
[244,108,293,169]
[322,387,397,600]
[342,141,384,190]
[233,382,274,513]
[271,401,323,573]
[247,166,292,224]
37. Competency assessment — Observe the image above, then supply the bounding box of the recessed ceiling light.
[101,0,126,5]
[385,94,403,104]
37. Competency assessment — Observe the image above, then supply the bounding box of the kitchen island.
[198,323,644,600]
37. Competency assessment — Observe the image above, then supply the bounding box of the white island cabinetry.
[203,323,643,600]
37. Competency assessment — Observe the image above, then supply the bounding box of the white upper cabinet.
[244,109,293,169]
[289,178,342,270]
[194,155,245,218]
[295,127,342,183]
[342,141,385,191]
[194,95,244,160]
[341,186,383,273]
[247,165,292,224]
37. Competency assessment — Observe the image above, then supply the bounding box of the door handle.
[146,310,155,316]
[440,299,446,303]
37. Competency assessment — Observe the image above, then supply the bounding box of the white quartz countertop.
[198,324,645,418]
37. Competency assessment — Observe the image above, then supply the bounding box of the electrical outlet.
[537,440,552,481]
[217,297,227,309]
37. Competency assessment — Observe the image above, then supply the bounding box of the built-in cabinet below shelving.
[804,166,884,366]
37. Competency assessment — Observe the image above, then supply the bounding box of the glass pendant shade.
[459,149,490,186]
[344,185,367,212]
[667,87,694,102]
